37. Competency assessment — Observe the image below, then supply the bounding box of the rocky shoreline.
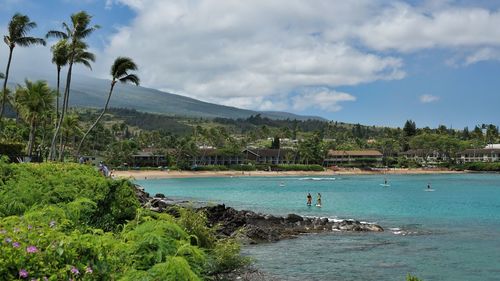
[135,185,384,244]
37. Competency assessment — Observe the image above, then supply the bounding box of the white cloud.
[420,94,440,103]
[464,48,500,65]
[102,0,406,112]
[292,88,356,112]
[353,2,500,52]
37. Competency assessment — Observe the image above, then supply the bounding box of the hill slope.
[10,74,323,121]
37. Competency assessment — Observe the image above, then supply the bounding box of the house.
[458,148,500,163]
[323,150,383,166]
[242,148,298,165]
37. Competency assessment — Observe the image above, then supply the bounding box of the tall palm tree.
[1,13,46,120]
[46,11,99,161]
[76,57,139,157]
[50,39,69,124]
[14,80,54,157]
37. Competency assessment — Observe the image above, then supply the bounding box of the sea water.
[137,174,500,281]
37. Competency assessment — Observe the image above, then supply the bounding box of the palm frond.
[119,74,140,86]
[15,36,46,47]
[0,73,4,79]
[46,30,68,39]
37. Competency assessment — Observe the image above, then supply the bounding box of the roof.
[327,150,383,157]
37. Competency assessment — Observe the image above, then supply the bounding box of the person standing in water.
[316,193,322,207]
[306,193,312,206]
[427,183,431,189]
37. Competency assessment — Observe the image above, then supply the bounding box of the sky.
[1,0,500,128]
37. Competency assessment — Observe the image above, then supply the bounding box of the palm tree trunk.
[48,61,73,161]
[55,66,61,126]
[76,81,115,158]
[0,47,14,120]
[27,119,36,158]
[58,64,73,162]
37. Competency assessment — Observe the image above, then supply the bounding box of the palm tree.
[1,13,46,120]
[46,11,99,161]
[50,39,69,124]
[14,80,54,157]
[61,113,82,157]
[76,57,139,157]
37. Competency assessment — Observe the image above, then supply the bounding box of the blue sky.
[1,0,500,128]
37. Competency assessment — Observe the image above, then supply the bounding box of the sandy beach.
[113,168,463,180]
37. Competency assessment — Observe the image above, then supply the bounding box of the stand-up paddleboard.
[279,182,285,187]
[380,184,391,187]
[425,189,435,192]
[316,204,322,208]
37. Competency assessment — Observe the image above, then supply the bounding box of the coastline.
[115,168,463,180]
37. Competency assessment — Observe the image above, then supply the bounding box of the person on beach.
[316,193,322,207]
[307,193,312,206]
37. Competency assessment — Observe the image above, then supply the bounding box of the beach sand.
[113,168,462,180]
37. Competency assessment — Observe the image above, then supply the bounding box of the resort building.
[191,149,246,166]
[242,148,298,165]
[131,149,169,167]
[323,150,383,166]
[399,149,447,163]
[458,148,500,163]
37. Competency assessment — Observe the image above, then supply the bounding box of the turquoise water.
[137,174,500,281]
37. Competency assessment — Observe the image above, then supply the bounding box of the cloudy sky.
[1,0,500,128]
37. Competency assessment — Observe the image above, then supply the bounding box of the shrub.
[0,162,247,280]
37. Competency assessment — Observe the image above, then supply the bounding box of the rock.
[285,214,303,223]
[132,184,385,246]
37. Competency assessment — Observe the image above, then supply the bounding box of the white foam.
[298,177,336,181]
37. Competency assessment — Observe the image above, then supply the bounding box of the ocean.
[136,174,500,281]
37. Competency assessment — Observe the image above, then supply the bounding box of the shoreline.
[115,168,463,180]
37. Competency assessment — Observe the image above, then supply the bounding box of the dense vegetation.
[0,161,247,280]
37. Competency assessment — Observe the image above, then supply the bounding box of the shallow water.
[137,174,500,281]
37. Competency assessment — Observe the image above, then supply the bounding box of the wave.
[298,177,336,181]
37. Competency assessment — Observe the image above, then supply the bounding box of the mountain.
[10,73,324,121]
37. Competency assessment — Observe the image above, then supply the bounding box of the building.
[191,149,246,166]
[458,148,500,163]
[399,149,446,163]
[242,148,298,165]
[323,150,383,166]
[131,150,169,167]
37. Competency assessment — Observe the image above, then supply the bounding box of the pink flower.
[85,266,93,274]
[27,225,33,230]
[12,241,20,248]
[19,269,28,278]
[26,245,38,253]
[70,266,79,275]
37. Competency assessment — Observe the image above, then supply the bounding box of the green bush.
[191,165,229,171]
[406,273,423,281]
[0,162,247,280]
[462,162,500,171]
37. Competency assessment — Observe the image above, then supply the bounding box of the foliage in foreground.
[0,161,248,280]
